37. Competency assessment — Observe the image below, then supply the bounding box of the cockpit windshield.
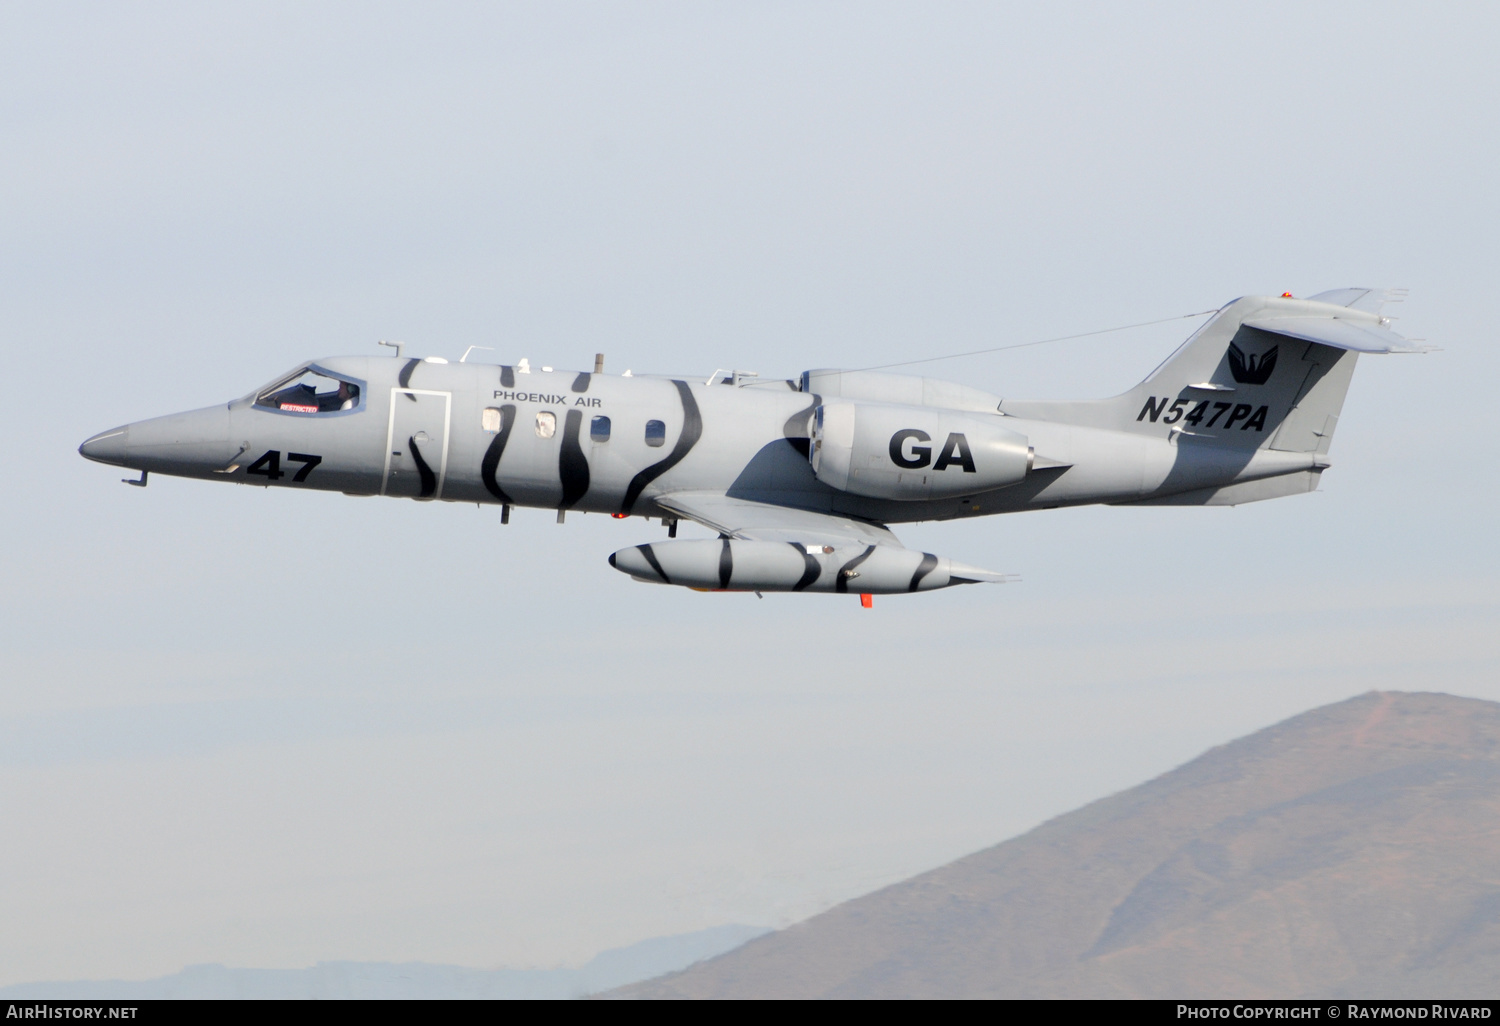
[255,367,361,414]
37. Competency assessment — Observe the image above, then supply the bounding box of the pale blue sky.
[2,1,1497,982]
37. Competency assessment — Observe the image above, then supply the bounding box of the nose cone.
[79,426,131,465]
[79,405,234,476]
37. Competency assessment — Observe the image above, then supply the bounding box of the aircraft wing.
[653,492,905,548]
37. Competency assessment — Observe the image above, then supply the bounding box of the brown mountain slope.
[617,691,1500,999]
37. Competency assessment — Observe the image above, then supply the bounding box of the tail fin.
[1000,290,1424,454]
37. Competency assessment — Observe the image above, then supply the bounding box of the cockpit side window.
[255,368,361,414]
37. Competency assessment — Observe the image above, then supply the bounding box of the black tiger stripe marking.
[559,408,591,509]
[408,435,437,498]
[790,543,822,591]
[481,404,517,502]
[639,544,670,584]
[718,538,733,589]
[908,552,939,592]
[621,380,702,513]
[399,358,420,400]
[836,545,877,593]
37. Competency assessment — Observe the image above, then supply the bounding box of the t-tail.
[1001,288,1430,504]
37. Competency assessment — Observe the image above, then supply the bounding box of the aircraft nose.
[79,405,234,475]
[79,426,131,465]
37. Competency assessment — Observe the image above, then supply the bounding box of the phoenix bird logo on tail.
[1228,342,1278,385]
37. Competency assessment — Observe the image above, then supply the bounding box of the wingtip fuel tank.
[608,539,1008,595]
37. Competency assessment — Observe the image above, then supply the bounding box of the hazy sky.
[3,1,1498,983]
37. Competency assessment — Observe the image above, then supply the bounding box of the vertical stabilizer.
[1000,291,1418,455]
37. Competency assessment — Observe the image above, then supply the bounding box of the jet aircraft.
[79,289,1428,602]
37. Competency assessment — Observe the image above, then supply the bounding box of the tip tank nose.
[79,426,130,465]
[609,545,669,583]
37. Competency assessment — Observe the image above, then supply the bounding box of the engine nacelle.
[810,401,1031,500]
[800,369,1003,413]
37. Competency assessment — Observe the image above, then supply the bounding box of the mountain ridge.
[615,691,1500,998]
[0,924,770,1000]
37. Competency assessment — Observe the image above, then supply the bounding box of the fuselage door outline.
[382,388,453,499]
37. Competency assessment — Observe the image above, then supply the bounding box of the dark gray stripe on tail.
[836,545,877,593]
[558,408,591,509]
[908,552,939,592]
[718,538,733,589]
[790,543,821,591]
[621,380,702,513]
[481,404,517,502]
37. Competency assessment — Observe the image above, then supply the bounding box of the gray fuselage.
[76,347,1329,524]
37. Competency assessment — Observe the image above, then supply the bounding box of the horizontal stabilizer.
[1242,315,1433,354]
[1305,287,1396,313]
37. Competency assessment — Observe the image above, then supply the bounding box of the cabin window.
[645,419,666,447]
[590,415,611,442]
[255,367,361,414]
[481,408,502,433]
[535,411,557,439]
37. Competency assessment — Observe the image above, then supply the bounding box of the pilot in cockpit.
[258,371,359,413]
[321,380,358,412]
